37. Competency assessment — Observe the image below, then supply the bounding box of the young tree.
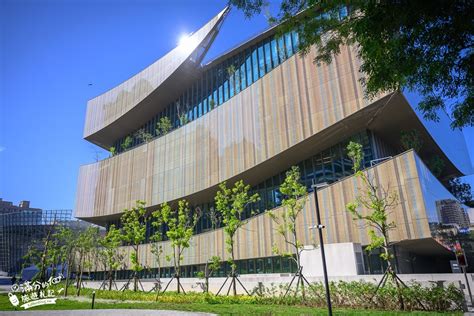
[179,113,189,126]
[21,223,62,283]
[76,226,99,296]
[215,180,259,295]
[231,1,473,128]
[109,146,116,157]
[346,141,406,309]
[267,166,308,297]
[135,128,153,143]
[99,224,123,291]
[121,200,148,291]
[156,117,172,136]
[400,130,423,153]
[150,207,165,295]
[160,200,199,293]
[121,136,133,151]
[55,226,78,297]
[197,255,221,293]
[196,205,221,293]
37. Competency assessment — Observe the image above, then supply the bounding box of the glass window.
[246,53,253,86]
[273,257,282,273]
[332,145,343,179]
[278,36,286,61]
[271,39,279,67]
[285,32,293,57]
[248,260,255,274]
[265,257,273,273]
[218,85,223,105]
[264,42,272,72]
[265,178,274,209]
[223,80,229,102]
[240,60,246,90]
[256,259,264,274]
[282,258,290,273]
[322,149,333,182]
[240,260,248,274]
[252,48,259,82]
[291,31,300,52]
[258,45,265,78]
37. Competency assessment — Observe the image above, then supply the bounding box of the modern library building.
[75,7,473,279]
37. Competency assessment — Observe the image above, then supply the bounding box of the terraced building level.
[75,7,473,279]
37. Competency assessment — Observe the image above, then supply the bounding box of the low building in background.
[0,198,41,214]
[0,199,90,276]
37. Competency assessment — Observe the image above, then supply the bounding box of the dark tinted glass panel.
[264,42,272,72]
[252,49,259,81]
[258,46,265,78]
[271,39,279,67]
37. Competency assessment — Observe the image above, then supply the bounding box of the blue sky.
[0,0,473,211]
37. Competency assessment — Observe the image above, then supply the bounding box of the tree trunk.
[134,247,139,292]
[231,241,236,296]
[108,270,113,291]
[77,255,84,296]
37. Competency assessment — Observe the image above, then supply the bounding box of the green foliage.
[121,200,148,273]
[156,116,172,136]
[44,280,464,312]
[179,113,189,126]
[121,136,133,151]
[135,128,153,143]
[150,208,165,272]
[400,130,423,153]
[226,65,236,77]
[208,255,221,276]
[448,177,473,204]
[345,141,398,264]
[215,180,259,273]
[230,0,473,128]
[22,223,75,282]
[209,99,216,110]
[159,200,199,276]
[75,226,100,295]
[428,155,445,178]
[346,141,363,173]
[99,224,123,274]
[109,146,116,157]
[268,166,307,266]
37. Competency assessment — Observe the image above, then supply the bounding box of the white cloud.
[0,146,5,153]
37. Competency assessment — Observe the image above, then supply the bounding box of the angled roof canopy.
[83,7,230,148]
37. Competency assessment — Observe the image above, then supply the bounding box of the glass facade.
[0,209,90,275]
[92,255,297,281]
[113,30,301,154]
[106,131,376,242]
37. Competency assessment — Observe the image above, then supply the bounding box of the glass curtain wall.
[113,30,300,153]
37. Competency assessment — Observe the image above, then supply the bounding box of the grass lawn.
[0,293,462,315]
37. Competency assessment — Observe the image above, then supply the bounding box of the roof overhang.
[84,7,230,148]
[80,92,468,225]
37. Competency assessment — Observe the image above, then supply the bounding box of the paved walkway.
[0,310,215,316]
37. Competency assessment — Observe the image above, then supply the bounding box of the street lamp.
[310,181,332,316]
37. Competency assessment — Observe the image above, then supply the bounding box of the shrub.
[57,279,463,312]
